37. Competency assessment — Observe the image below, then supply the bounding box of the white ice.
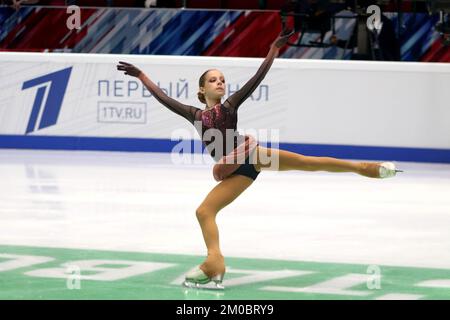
[0,149,449,270]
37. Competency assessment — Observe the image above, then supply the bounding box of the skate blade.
[182,280,225,290]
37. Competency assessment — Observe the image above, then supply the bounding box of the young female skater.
[117,29,401,290]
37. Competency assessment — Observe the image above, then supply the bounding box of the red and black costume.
[124,30,292,181]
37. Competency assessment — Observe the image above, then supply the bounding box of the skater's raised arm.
[117,61,200,124]
[223,29,294,112]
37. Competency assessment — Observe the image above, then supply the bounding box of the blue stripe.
[0,135,449,164]
[277,142,450,163]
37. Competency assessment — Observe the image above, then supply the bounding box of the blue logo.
[22,67,72,134]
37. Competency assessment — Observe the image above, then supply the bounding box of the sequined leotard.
[139,45,279,163]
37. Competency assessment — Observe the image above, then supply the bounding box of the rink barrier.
[0,52,449,163]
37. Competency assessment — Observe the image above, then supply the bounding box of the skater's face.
[199,69,226,101]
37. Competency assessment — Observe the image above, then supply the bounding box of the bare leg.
[195,174,254,277]
[253,146,382,178]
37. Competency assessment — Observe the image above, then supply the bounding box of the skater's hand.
[271,28,295,49]
[117,61,142,78]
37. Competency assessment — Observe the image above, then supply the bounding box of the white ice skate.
[379,162,403,178]
[182,266,225,290]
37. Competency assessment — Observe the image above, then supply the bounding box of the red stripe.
[0,8,98,52]
[421,37,450,62]
[204,12,286,57]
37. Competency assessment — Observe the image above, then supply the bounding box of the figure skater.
[117,29,401,290]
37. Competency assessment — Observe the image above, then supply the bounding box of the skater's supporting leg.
[195,174,254,277]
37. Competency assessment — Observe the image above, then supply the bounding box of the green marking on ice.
[0,245,449,300]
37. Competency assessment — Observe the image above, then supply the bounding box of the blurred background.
[1,0,449,61]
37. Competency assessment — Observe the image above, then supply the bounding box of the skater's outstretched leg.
[253,146,401,178]
[185,174,254,288]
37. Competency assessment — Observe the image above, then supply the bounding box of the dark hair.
[198,69,213,104]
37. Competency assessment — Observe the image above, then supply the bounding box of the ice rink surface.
[1,149,449,271]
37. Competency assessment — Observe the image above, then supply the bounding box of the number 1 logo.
[22,67,72,134]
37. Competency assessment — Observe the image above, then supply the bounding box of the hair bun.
[197,92,206,104]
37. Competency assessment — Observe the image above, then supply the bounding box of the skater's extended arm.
[223,29,294,112]
[117,61,200,124]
